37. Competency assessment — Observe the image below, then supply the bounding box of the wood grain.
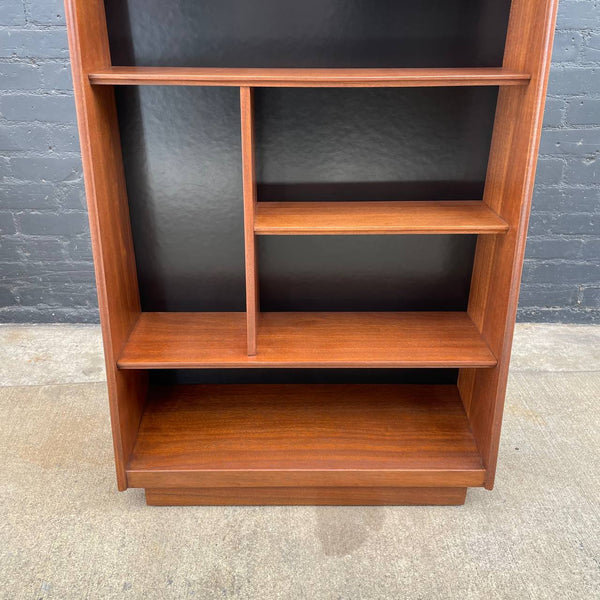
[255,201,509,235]
[145,487,468,506]
[127,384,485,489]
[459,0,559,490]
[88,66,531,88]
[64,0,146,491]
[68,0,557,503]
[116,312,497,369]
[240,87,259,355]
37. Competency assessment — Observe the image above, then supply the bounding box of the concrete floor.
[0,324,598,599]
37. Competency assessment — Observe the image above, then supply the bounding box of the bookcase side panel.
[65,0,146,490]
[459,0,559,488]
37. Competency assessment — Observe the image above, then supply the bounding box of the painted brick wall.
[0,0,598,323]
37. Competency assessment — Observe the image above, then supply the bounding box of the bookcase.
[65,0,558,505]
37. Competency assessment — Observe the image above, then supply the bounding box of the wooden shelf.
[88,67,531,88]
[254,201,509,235]
[127,384,486,489]
[117,312,497,369]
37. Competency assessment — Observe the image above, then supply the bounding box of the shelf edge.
[89,67,532,88]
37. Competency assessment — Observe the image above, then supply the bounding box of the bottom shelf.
[127,384,485,495]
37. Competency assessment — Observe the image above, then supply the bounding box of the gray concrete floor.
[0,323,598,599]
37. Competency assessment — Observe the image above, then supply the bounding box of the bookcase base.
[144,487,468,506]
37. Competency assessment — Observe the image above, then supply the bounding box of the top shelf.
[89,67,531,88]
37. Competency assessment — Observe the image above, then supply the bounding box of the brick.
[0,237,21,260]
[14,237,66,261]
[517,307,600,324]
[0,29,69,59]
[0,0,25,26]
[518,284,580,307]
[0,211,16,234]
[0,260,40,280]
[8,155,82,182]
[0,123,52,151]
[535,158,565,185]
[0,183,62,209]
[0,286,16,308]
[542,97,565,127]
[539,129,600,155]
[522,260,600,284]
[581,287,600,308]
[525,237,583,259]
[25,0,65,25]
[57,184,86,209]
[66,237,92,261]
[564,156,600,185]
[38,261,95,284]
[551,30,583,62]
[46,125,80,152]
[0,94,76,123]
[547,68,600,95]
[532,186,599,212]
[556,1,600,28]
[529,212,600,235]
[0,62,42,90]
[17,211,88,236]
[581,238,600,259]
[566,98,600,126]
[583,32,600,62]
[15,283,94,307]
[41,62,73,91]
[0,306,100,324]
[0,259,93,284]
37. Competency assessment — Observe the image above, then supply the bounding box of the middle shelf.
[254,201,509,235]
[117,312,496,369]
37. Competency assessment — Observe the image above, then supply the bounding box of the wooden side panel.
[240,87,259,355]
[64,0,146,490]
[459,0,559,488]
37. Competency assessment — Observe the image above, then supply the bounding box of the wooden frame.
[66,0,558,505]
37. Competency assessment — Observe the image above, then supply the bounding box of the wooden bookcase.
[65,0,558,505]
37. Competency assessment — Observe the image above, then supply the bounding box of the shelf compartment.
[117,312,496,369]
[255,201,509,235]
[127,384,486,489]
[89,67,530,88]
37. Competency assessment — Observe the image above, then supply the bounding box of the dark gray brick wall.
[1,0,96,323]
[524,0,600,323]
[0,0,598,323]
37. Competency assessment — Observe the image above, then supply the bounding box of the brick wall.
[0,0,95,322]
[522,0,600,322]
[1,0,598,323]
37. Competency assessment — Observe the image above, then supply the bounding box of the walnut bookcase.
[65,0,558,505]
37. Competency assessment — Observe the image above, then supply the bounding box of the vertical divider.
[240,87,259,355]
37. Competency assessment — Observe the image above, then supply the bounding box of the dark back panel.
[105,0,511,68]
[113,85,494,312]
[259,235,476,312]
[114,86,245,312]
[151,369,458,386]
[256,86,497,202]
